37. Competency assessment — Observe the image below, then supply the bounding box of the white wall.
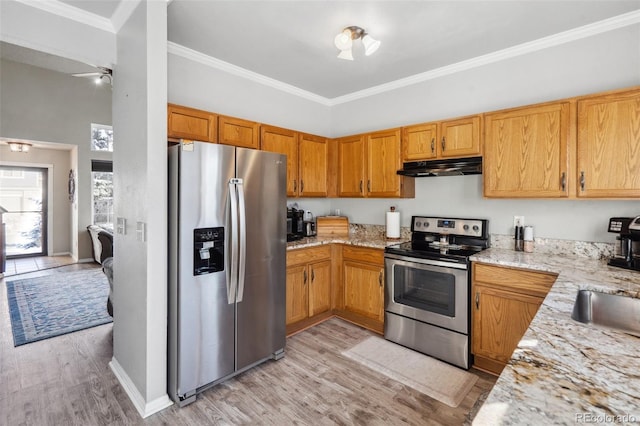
[0,59,112,259]
[168,55,331,137]
[0,0,115,69]
[326,24,640,244]
[111,0,171,416]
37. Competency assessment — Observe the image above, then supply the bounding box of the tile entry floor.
[2,255,77,277]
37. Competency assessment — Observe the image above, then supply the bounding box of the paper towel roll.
[386,211,401,239]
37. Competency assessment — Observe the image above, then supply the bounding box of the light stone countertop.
[286,224,410,251]
[471,248,640,425]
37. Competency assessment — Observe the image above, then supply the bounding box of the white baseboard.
[50,251,72,257]
[109,357,173,418]
[78,257,97,264]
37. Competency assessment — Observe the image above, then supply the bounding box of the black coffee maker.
[607,216,640,271]
[287,207,305,241]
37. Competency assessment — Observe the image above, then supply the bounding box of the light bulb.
[337,48,354,61]
[362,34,380,56]
[334,29,353,51]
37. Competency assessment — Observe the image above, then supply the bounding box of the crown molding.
[15,0,115,33]
[111,0,140,33]
[167,42,332,106]
[329,9,640,105]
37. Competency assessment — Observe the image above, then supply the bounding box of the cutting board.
[316,216,349,236]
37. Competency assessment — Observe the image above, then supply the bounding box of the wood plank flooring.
[1,265,495,425]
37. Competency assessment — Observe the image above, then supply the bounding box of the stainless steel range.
[384,216,489,369]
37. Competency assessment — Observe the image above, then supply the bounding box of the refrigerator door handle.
[227,179,240,304]
[236,179,247,303]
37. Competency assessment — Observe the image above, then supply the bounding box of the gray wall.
[112,0,169,408]
[0,145,71,255]
[0,59,112,259]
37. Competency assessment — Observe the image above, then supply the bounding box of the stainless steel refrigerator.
[168,140,286,406]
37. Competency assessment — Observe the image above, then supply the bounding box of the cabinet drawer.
[473,263,557,298]
[287,245,331,267]
[342,245,384,265]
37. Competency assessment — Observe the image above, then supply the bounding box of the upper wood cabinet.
[167,104,217,142]
[337,135,366,197]
[261,125,299,196]
[577,87,640,198]
[298,133,330,197]
[261,126,329,197]
[483,102,570,198]
[218,115,260,149]
[337,130,414,198]
[402,115,481,162]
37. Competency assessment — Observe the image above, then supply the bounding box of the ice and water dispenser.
[193,227,224,275]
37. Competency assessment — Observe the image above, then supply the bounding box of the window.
[91,123,113,152]
[91,160,113,230]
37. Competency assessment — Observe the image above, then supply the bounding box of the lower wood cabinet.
[336,245,385,334]
[286,245,332,335]
[471,262,557,375]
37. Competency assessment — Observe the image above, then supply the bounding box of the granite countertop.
[286,225,409,251]
[471,248,640,425]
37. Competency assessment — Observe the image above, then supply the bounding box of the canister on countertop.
[514,226,524,251]
[524,226,534,253]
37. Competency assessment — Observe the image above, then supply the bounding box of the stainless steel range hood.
[397,156,482,177]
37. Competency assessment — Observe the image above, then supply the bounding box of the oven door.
[384,253,469,334]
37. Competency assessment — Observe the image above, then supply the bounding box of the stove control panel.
[412,216,487,238]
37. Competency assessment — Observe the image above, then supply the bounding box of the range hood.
[397,156,482,177]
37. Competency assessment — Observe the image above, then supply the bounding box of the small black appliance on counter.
[287,207,305,242]
[607,216,640,271]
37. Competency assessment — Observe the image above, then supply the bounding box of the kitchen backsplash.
[350,224,615,260]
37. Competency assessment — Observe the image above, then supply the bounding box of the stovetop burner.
[384,215,490,264]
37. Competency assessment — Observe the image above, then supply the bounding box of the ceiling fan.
[72,66,112,85]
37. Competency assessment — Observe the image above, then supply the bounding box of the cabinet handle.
[441,136,446,151]
[561,172,566,191]
[300,180,304,193]
[475,292,479,310]
[580,171,585,191]
[311,268,315,282]
[293,180,297,192]
[379,271,383,287]
[430,138,435,154]
[360,180,363,193]
[367,180,371,192]
[303,269,307,284]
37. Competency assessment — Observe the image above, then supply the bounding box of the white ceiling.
[4,1,640,100]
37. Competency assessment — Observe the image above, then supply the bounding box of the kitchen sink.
[571,290,640,337]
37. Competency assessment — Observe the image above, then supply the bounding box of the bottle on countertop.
[524,226,534,253]
[514,226,524,251]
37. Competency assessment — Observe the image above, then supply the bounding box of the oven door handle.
[383,252,468,270]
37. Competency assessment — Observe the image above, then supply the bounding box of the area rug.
[6,268,112,346]
[342,336,478,407]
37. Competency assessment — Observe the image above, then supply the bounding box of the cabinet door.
[577,88,640,198]
[286,265,308,325]
[367,129,403,197]
[402,123,438,161]
[343,261,384,321]
[337,135,366,197]
[218,115,260,149]
[484,102,570,198]
[261,125,299,196]
[167,104,217,142]
[298,133,329,197]
[439,115,482,158]
[308,260,332,317]
[472,284,542,369]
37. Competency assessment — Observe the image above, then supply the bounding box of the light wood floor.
[1,265,496,425]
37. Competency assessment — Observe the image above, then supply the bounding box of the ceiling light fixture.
[7,141,32,153]
[334,26,380,60]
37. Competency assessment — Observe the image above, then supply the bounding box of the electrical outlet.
[513,216,525,227]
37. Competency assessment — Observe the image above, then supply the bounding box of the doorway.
[0,166,48,258]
